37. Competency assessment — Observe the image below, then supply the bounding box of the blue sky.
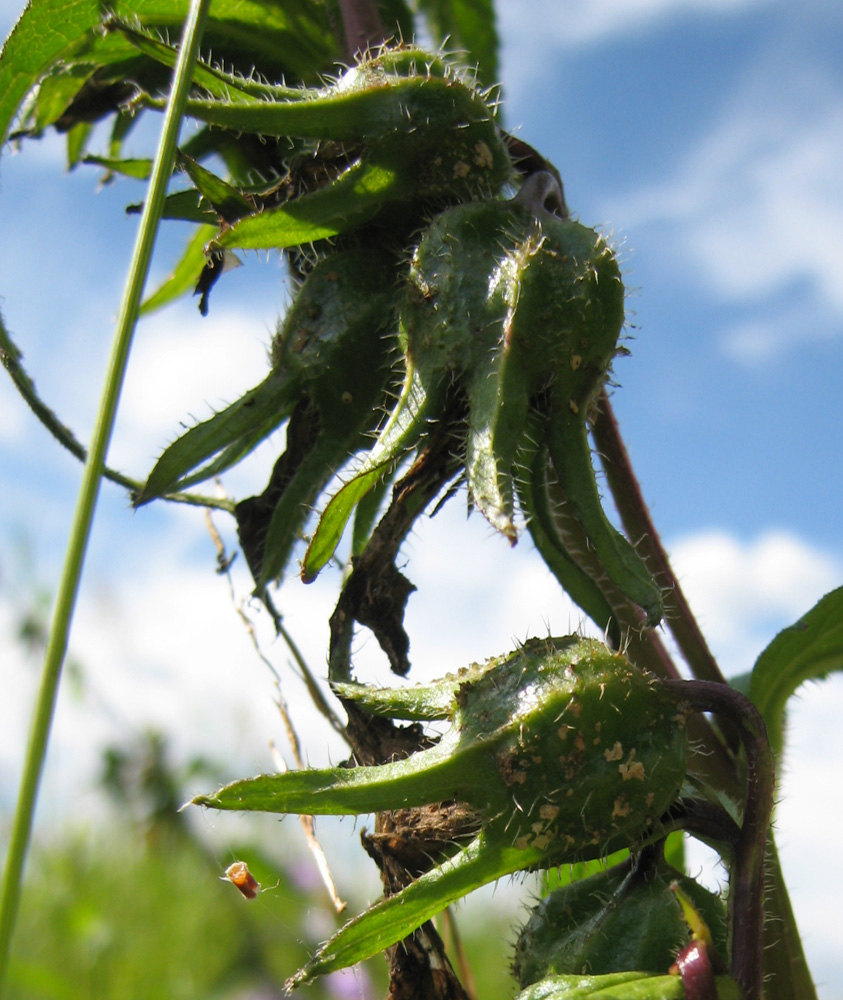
[1,0,842,994]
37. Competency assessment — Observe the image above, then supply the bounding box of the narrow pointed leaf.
[288,836,535,989]
[515,973,683,1000]
[129,188,218,223]
[214,162,396,250]
[65,119,92,166]
[193,730,463,817]
[254,430,366,589]
[515,972,741,999]
[301,460,394,581]
[82,154,152,180]
[302,367,431,582]
[350,465,397,558]
[104,15,309,103]
[30,63,97,132]
[137,373,298,503]
[175,152,253,222]
[107,1,340,86]
[516,433,616,638]
[547,416,663,626]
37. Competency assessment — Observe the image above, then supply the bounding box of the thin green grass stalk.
[0,1,211,989]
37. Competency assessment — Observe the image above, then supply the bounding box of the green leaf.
[546,417,663,627]
[749,586,843,758]
[30,63,96,132]
[302,365,431,582]
[64,119,92,167]
[301,460,392,581]
[141,224,217,314]
[192,731,468,816]
[133,188,220,223]
[214,161,393,250]
[516,429,616,640]
[417,0,500,87]
[515,972,742,999]
[515,972,683,999]
[82,154,152,180]
[107,15,310,102]
[107,108,139,159]
[2,0,341,153]
[117,0,339,84]
[288,836,530,989]
[350,465,396,558]
[0,0,100,149]
[175,152,252,222]
[136,372,300,503]
[254,429,369,590]
[540,850,629,895]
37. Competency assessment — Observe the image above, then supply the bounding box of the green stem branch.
[0,1,211,987]
[0,317,232,512]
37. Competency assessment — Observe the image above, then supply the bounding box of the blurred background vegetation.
[1,566,519,1000]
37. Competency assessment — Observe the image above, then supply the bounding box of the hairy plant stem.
[0,2,211,988]
[592,391,728,687]
[539,453,738,793]
[761,835,819,1000]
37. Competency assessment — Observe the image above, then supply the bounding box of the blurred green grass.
[5,819,523,1000]
[6,822,382,999]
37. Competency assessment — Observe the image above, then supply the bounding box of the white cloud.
[112,302,278,473]
[4,494,842,989]
[610,65,843,330]
[666,528,840,676]
[664,527,843,996]
[499,0,768,51]
[0,544,350,818]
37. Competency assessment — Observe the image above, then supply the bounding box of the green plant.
[1,3,841,999]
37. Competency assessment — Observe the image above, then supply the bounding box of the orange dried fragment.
[223,861,260,899]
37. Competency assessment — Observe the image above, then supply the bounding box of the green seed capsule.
[194,637,688,985]
[401,176,624,539]
[329,636,688,853]
[303,176,663,625]
[169,45,513,252]
[269,248,398,435]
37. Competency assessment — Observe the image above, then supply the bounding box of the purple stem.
[665,680,775,1000]
[337,0,388,59]
[592,392,729,687]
